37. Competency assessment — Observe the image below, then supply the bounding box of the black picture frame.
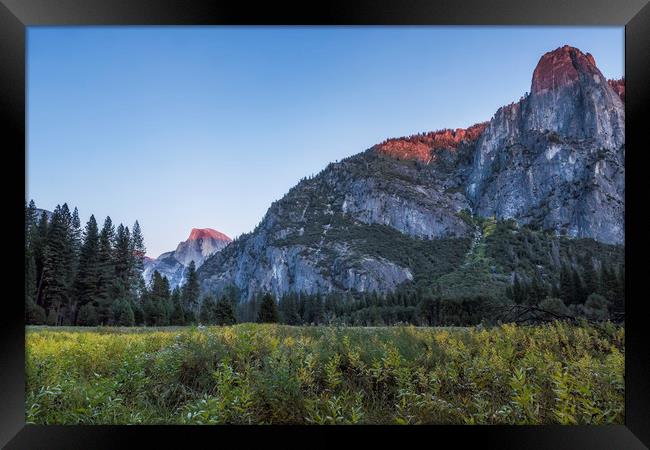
[2,0,649,448]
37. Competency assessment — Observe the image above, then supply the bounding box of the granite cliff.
[197,45,625,301]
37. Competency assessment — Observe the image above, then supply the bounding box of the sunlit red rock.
[188,228,231,242]
[531,45,600,94]
[375,122,488,163]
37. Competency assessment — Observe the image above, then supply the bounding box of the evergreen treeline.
[25,200,624,328]
[243,267,624,327]
[25,201,202,326]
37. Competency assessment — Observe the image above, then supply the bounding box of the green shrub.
[76,303,99,326]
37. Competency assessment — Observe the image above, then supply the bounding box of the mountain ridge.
[193,46,622,303]
[198,45,624,302]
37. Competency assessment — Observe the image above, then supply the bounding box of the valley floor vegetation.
[26,321,624,425]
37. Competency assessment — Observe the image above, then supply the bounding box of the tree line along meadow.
[25,201,625,328]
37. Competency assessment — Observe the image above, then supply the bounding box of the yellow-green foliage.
[25,322,624,425]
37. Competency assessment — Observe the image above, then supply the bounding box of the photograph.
[24,26,626,426]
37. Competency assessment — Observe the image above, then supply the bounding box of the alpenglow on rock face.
[198,45,624,302]
[143,228,231,288]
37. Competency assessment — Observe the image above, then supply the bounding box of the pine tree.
[96,217,115,324]
[46,308,58,326]
[279,293,300,325]
[77,303,99,326]
[61,204,80,324]
[583,257,600,297]
[26,200,37,229]
[417,291,439,326]
[147,271,171,326]
[214,295,236,325]
[243,296,259,323]
[130,220,146,300]
[26,300,46,325]
[131,300,145,326]
[572,267,587,304]
[512,273,526,305]
[72,215,100,323]
[199,295,217,324]
[42,205,75,325]
[560,265,577,305]
[257,292,279,323]
[312,294,324,324]
[143,295,156,327]
[182,261,200,316]
[112,224,132,295]
[170,287,185,325]
[185,309,197,326]
[112,298,135,326]
[26,204,43,326]
[70,207,82,257]
[33,211,49,307]
[529,274,548,305]
[25,201,37,308]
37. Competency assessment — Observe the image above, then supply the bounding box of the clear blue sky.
[27,26,623,257]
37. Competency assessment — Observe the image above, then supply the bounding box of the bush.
[111,299,135,326]
[45,309,58,326]
[539,297,570,318]
[199,295,217,325]
[26,301,46,325]
[25,322,625,425]
[581,293,610,321]
[76,303,99,326]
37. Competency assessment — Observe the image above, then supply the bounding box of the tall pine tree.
[182,261,200,317]
[257,292,279,323]
[130,220,146,301]
[96,217,116,324]
[42,205,75,325]
[72,215,100,324]
[33,211,49,307]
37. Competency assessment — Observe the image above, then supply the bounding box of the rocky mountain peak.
[531,45,600,95]
[188,228,231,242]
[143,227,231,289]
[520,44,625,151]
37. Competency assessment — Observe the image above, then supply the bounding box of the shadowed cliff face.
[198,45,625,301]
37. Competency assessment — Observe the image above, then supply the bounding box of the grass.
[26,322,624,425]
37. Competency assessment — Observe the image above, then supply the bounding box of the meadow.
[26,322,624,425]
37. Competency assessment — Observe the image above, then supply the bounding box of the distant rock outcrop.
[143,228,231,288]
